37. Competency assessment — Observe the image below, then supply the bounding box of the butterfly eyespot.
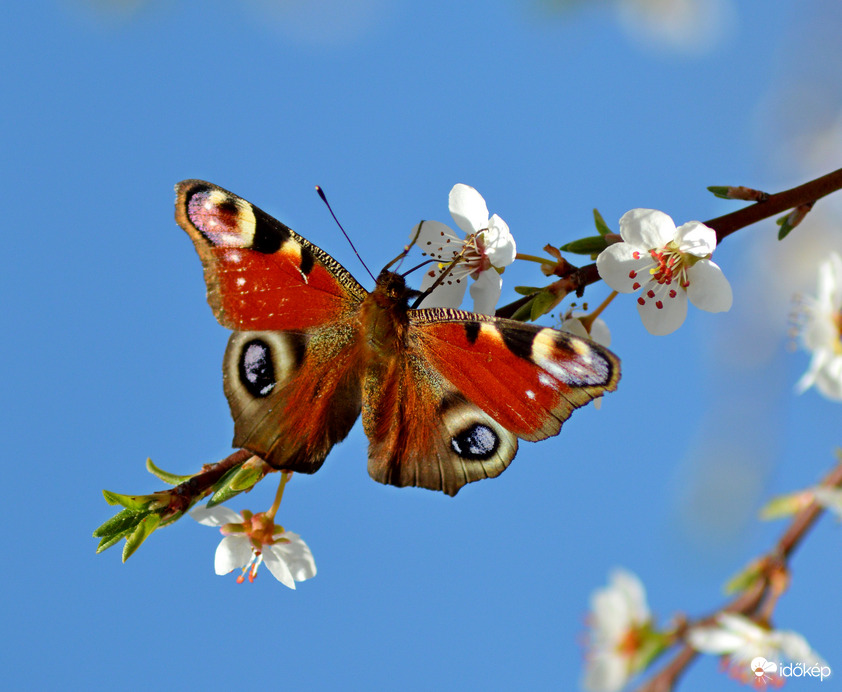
[451,423,499,461]
[239,339,276,397]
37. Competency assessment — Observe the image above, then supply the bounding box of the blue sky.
[4,1,842,690]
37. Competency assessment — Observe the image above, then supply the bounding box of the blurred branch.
[633,458,842,692]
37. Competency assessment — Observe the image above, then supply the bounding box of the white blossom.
[796,252,842,400]
[596,209,732,335]
[583,569,652,692]
[190,505,316,588]
[688,613,827,684]
[415,184,516,315]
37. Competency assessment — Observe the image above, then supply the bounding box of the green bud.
[724,558,765,595]
[146,458,193,485]
[558,235,608,255]
[707,186,733,199]
[513,285,543,296]
[777,213,795,240]
[206,464,261,507]
[102,489,157,511]
[530,290,558,321]
[592,208,612,236]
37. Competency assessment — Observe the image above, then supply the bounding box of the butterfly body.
[176,180,620,495]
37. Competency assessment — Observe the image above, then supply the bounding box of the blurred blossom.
[596,209,732,335]
[688,614,827,685]
[615,0,735,53]
[243,0,389,46]
[812,486,842,519]
[583,569,653,692]
[416,184,516,315]
[795,252,842,400]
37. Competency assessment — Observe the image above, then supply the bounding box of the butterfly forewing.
[175,180,366,331]
[408,310,620,441]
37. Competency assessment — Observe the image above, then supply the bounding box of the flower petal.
[582,651,629,692]
[561,317,589,340]
[214,535,251,575]
[482,214,516,267]
[813,353,842,401]
[596,243,653,294]
[812,486,842,518]
[272,532,317,581]
[637,284,688,335]
[262,547,296,588]
[817,252,842,308]
[449,184,489,235]
[190,505,242,527]
[589,318,611,347]
[413,220,463,260]
[686,259,732,313]
[619,209,676,249]
[675,221,717,256]
[609,569,649,624]
[687,625,749,654]
[469,269,502,315]
[418,269,469,309]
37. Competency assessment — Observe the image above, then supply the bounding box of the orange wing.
[175,180,366,332]
[362,306,620,496]
[223,326,366,475]
[408,309,621,441]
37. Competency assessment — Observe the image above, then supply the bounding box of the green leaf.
[93,507,142,538]
[558,235,607,255]
[513,285,542,296]
[96,528,133,554]
[122,513,162,562]
[592,209,611,236]
[707,185,732,199]
[146,458,193,485]
[102,489,155,511]
[510,299,536,322]
[759,492,808,520]
[777,213,794,240]
[724,559,765,595]
[530,290,558,321]
[206,465,247,507]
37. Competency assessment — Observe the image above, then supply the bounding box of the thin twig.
[633,459,842,692]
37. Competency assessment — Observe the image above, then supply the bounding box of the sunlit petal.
[449,183,489,235]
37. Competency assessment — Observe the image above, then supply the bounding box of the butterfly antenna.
[316,186,376,283]
[408,254,464,310]
[383,219,426,271]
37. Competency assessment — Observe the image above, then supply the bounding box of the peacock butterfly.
[175,180,620,496]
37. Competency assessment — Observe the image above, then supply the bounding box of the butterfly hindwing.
[175,180,366,331]
[362,348,518,496]
[223,325,366,474]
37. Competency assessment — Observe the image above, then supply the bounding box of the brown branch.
[633,458,842,692]
[706,167,842,241]
[496,168,842,319]
[169,448,253,514]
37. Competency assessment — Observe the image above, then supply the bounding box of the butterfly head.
[374,268,425,308]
